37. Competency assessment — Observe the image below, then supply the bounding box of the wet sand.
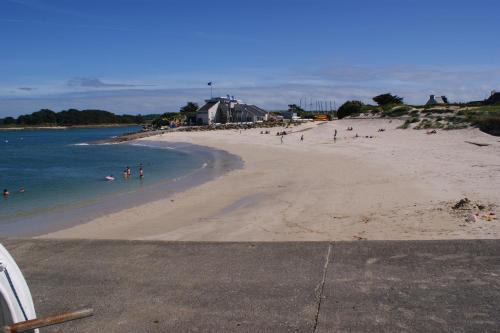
[43,119,500,241]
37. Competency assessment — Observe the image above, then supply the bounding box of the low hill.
[0,109,153,127]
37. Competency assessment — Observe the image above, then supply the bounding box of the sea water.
[0,127,204,227]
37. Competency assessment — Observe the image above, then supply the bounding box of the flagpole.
[208,82,213,99]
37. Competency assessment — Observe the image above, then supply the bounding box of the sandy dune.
[43,119,500,241]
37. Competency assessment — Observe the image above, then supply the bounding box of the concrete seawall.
[3,239,499,332]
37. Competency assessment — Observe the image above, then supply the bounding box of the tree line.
[0,109,148,126]
[151,102,199,127]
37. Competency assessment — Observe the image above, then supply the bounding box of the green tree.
[373,93,403,106]
[337,101,363,119]
[30,109,57,124]
[288,104,304,112]
[1,117,15,125]
[180,102,199,113]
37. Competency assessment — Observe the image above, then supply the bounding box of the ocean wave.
[96,142,120,145]
[129,142,175,150]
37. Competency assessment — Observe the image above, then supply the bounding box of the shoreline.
[0,141,242,237]
[42,119,500,241]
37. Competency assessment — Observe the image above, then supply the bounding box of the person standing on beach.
[300,134,304,142]
[334,129,337,141]
[281,135,284,144]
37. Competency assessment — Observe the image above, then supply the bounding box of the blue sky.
[1,0,499,116]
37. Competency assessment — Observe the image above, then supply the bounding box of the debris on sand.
[466,213,478,223]
[465,141,490,147]
[450,198,497,223]
[452,198,471,210]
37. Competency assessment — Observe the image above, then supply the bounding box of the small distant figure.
[334,129,337,141]
[123,169,128,178]
[126,166,131,177]
[3,189,9,197]
[280,135,284,144]
[139,167,144,179]
[18,186,25,193]
[300,134,304,142]
[355,133,359,138]
[105,175,115,181]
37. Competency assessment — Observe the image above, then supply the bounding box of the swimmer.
[18,187,25,193]
[139,167,144,178]
[105,175,115,181]
[3,189,9,197]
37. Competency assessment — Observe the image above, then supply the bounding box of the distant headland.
[0,109,159,128]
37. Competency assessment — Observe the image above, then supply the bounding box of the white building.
[196,96,269,125]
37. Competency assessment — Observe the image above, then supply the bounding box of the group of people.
[124,165,144,179]
[106,165,144,182]
[3,187,24,198]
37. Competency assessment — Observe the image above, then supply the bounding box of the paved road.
[2,239,499,332]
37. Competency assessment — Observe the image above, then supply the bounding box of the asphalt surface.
[2,239,499,332]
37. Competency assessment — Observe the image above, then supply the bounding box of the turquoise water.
[0,127,204,224]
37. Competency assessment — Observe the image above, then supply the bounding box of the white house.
[196,96,269,125]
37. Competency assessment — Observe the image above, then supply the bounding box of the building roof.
[196,101,218,114]
[233,104,268,117]
[426,95,449,105]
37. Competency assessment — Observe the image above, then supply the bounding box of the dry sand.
[43,119,500,241]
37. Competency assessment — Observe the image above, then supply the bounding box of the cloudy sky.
[1,0,499,117]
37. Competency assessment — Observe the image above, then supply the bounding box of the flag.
[207,82,212,86]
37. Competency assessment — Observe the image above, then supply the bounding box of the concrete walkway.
[2,239,499,332]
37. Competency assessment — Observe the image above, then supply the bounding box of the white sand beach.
[43,119,500,241]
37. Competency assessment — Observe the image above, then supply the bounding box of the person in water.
[126,166,131,176]
[18,187,25,193]
[139,167,144,179]
[3,189,9,197]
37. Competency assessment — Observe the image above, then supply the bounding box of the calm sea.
[0,127,204,227]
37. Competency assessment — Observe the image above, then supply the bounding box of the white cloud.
[1,64,499,117]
